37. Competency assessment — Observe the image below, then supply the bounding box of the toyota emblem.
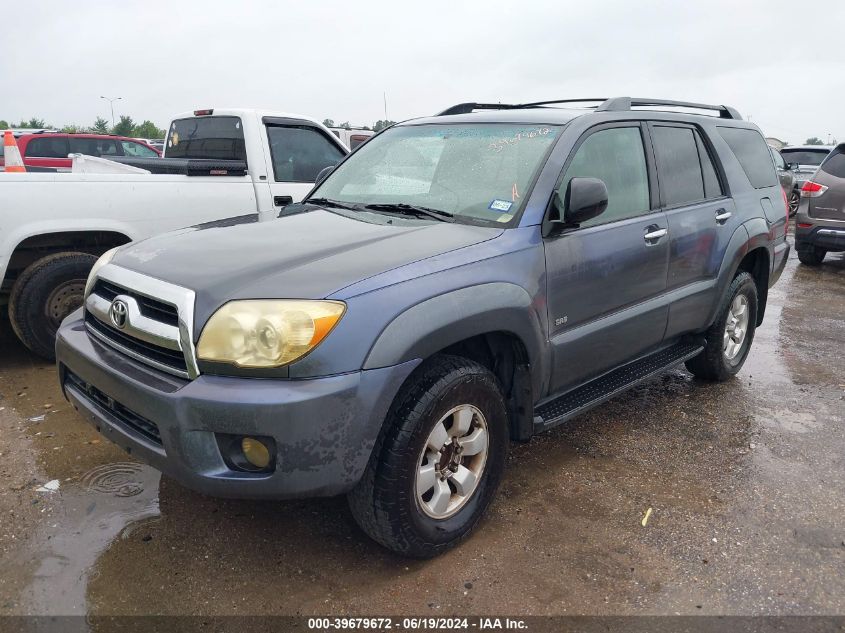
[109,299,128,329]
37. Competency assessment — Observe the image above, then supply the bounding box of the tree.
[112,115,135,137]
[338,121,351,130]
[805,137,824,145]
[372,120,396,132]
[134,120,165,139]
[322,118,335,128]
[61,124,84,133]
[92,117,110,134]
[0,120,8,129]
[15,117,47,129]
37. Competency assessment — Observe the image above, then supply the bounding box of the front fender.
[362,283,547,396]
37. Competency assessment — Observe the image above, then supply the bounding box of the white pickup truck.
[1,108,349,358]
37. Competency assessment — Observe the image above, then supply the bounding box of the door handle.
[715,209,732,224]
[643,227,668,242]
[274,195,293,207]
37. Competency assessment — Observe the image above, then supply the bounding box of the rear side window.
[561,126,650,226]
[717,127,778,189]
[697,133,722,199]
[819,148,845,178]
[24,137,69,158]
[266,125,345,182]
[167,116,246,161]
[121,141,158,157]
[69,137,122,157]
[652,126,705,206]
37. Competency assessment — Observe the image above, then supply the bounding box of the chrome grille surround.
[84,264,199,379]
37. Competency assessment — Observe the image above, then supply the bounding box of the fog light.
[241,437,271,469]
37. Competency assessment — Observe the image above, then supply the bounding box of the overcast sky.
[3,0,841,144]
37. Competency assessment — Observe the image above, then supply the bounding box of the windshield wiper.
[363,203,456,223]
[306,197,364,211]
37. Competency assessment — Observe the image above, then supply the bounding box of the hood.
[112,209,502,325]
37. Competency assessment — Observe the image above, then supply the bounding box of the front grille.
[94,279,179,327]
[86,312,189,375]
[65,369,162,446]
[85,267,197,380]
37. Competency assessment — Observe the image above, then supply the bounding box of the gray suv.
[56,97,790,557]
[794,142,845,265]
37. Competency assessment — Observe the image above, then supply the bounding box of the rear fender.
[703,224,749,328]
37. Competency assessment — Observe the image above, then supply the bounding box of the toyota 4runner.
[56,97,789,557]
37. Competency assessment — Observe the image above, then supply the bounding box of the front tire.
[685,271,758,382]
[8,252,97,360]
[348,355,508,558]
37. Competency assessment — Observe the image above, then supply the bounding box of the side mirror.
[559,177,609,225]
[315,165,335,186]
[543,177,608,237]
[787,162,800,171]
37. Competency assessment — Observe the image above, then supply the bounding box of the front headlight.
[197,300,346,368]
[84,246,119,297]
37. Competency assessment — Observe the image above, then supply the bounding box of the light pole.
[100,96,122,129]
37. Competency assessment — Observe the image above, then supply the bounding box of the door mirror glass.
[556,177,609,226]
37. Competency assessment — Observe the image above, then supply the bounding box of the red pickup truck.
[1,133,160,170]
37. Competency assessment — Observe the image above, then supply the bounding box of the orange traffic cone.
[3,130,26,172]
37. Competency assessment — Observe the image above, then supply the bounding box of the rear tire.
[797,245,826,266]
[685,271,758,382]
[348,354,508,558]
[8,252,97,360]
[788,191,800,217]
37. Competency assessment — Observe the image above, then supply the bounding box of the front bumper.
[56,311,419,499]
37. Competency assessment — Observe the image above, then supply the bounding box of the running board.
[533,341,704,432]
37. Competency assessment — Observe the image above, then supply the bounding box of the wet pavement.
[0,245,843,618]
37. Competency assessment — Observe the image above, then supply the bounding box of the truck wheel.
[685,271,758,382]
[797,246,826,266]
[8,252,97,360]
[348,354,508,558]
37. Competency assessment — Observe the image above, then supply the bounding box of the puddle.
[755,407,820,434]
[81,463,149,498]
[13,462,161,616]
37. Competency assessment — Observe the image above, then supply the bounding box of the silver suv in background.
[794,143,845,266]
[780,145,834,187]
[770,147,798,215]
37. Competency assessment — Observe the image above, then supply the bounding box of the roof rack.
[598,97,742,120]
[437,97,742,120]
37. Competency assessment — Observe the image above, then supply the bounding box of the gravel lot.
[0,243,843,618]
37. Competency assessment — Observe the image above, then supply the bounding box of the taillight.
[797,223,813,229]
[800,180,828,197]
[193,108,214,116]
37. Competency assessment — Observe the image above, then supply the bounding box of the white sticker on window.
[489,199,513,212]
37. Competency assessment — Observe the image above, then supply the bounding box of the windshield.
[312,123,561,225]
[780,149,830,166]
